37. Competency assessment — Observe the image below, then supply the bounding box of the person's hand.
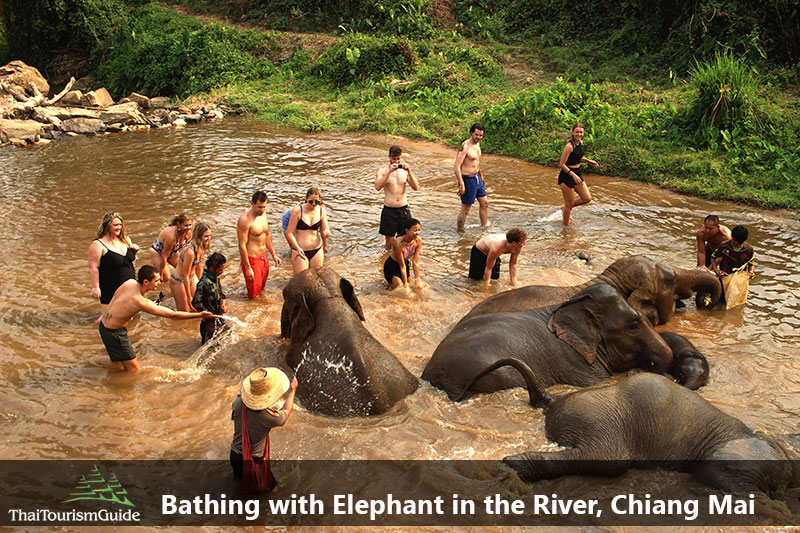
[244,265,254,281]
[273,255,282,267]
[322,229,332,239]
[92,286,101,300]
[200,311,215,318]
[588,159,599,168]
[293,248,307,261]
[457,182,465,196]
[290,377,298,391]
[130,243,140,253]
[189,305,197,313]
[221,299,228,313]
[323,244,330,254]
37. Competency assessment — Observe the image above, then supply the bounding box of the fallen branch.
[44,77,76,106]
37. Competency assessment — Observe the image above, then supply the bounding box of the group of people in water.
[85,121,757,491]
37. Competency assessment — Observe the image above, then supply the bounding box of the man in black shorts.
[375,145,420,249]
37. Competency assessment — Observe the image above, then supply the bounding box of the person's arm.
[581,156,599,168]
[375,167,389,191]
[483,248,500,288]
[509,251,519,286]
[124,235,140,255]
[283,377,298,419]
[696,230,707,269]
[181,247,196,311]
[142,298,214,320]
[392,240,410,291]
[265,225,281,267]
[236,216,253,281]
[412,238,422,290]
[88,241,104,300]
[453,143,467,195]
[320,207,331,254]
[285,208,307,260]
[406,166,420,191]
[559,143,582,184]
[711,255,726,277]
[191,281,206,312]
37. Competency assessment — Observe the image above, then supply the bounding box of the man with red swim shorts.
[237,191,281,298]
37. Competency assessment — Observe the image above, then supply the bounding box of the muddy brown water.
[1,119,798,523]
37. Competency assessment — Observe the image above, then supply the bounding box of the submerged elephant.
[461,255,721,325]
[280,267,418,417]
[422,284,673,400]
[661,332,709,390]
[490,362,800,497]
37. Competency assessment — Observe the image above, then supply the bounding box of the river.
[0,118,798,525]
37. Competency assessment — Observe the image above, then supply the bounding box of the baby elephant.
[469,359,800,497]
[661,332,709,390]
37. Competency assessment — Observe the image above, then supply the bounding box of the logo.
[62,464,135,508]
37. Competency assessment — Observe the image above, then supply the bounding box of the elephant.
[422,283,674,400]
[280,267,418,417]
[460,255,721,325]
[661,332,709,390]
[486,361,800,497]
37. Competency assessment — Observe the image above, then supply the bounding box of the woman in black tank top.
[558,123,599,226]
[286,187,332,274]
[88,212,139,311]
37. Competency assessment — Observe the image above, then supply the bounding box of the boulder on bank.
[0,118,48,143]
[99,102,148,125]
[61,90,83,106]
[0,61,50,98]
[120,93,152,109]
[60,117,106,135]
[80,88,114,108]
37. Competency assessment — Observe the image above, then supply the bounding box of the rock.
[31,107,63,128]
[60,90,83,106]
[176,105,191,114]
[42,106,101,120]
[60,117,106,134]
[12,139,28,147]
[99,102,148,125]
[173,118,186,126]
[149,96,172,108]
[106,123,124,133]
[144,108,172,124]
[72,75,99,93]
[183,114,202,123]
[120,92,151,109]
[0,61,50,97]
[207,108,224,120]
[0,118,47,143]
[80,88,114,108]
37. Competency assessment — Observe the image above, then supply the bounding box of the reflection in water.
[0,119,798,507]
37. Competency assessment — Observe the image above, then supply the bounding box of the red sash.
[241,404,272,493]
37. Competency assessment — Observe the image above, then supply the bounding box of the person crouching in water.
[468,228,527,288]
[192,252,228,344]
[383,218,423,296]
[230,367,298,492]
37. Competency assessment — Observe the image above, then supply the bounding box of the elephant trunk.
[455,357,554,408]
[673,267,722,309]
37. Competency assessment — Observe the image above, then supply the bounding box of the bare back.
[101,279,149,329]
[475,233,507,255]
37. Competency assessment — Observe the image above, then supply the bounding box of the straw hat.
[240,367,290,410]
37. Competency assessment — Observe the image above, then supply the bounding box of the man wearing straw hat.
[230,367,298,489]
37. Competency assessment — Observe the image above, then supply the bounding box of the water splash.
[217,315,248,328]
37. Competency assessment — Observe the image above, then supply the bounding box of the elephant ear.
[290,294,316,344]
[340,277,366,321]
[548,293,602,364]
[280,300,291,339]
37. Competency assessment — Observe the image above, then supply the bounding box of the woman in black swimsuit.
[286,187,332,274]
[87,212,140,313]
[558,123,599,226]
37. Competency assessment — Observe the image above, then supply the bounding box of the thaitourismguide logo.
[7,464,141,523]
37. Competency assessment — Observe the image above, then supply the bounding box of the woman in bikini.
[88,212,140,314]
[169,222,211,312]
[383,217,422,295]
[558,123,599,226]
[148,213,193,282]
[286,187,332,274]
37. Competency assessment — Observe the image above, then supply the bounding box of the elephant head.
[659,332,709,390]
[548,284,674,374]
[280,267,418,417]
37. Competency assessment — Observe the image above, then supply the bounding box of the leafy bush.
[1,0,130,68]
[314,34,417,87]
[97,5,276,96]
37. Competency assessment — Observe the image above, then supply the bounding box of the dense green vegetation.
[1,0,798,208]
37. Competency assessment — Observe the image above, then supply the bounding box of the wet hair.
[169,213,192,227]
[570,123,585,144]
[206,252,227,270]
[402,217,421,233]
[192,222,211,252]
[506,228,527,243]
[731,225,748,243]
[306,186,322,200]
[470,122,485,134]
[389,145,402,157]
[704,214,720,225]
[96,211,129,244]
[251,191,268,204]
[137,265,159,283]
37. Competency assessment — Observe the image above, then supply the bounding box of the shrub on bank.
[314,35,417,87]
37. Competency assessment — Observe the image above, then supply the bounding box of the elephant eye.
[629,320,640,330]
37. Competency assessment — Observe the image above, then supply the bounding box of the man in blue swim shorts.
[454,123,488,232]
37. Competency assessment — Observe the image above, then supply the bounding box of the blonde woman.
[88,212,139,313]
[286,187,332,274]
[183,222,212,296]
[558,123,599,225]
[148,213,193,282]
[168,225,200,312]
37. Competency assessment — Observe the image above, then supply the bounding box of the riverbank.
[5,3,800,209]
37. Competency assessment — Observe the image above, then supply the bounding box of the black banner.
[1,460,798,526]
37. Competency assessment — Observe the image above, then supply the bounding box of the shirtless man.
[238,191,281,298]
[375,145,420,250]
[468,228,527,288]
[99,265,214,371]
[696,215,731,270]
[454,123,488,232]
